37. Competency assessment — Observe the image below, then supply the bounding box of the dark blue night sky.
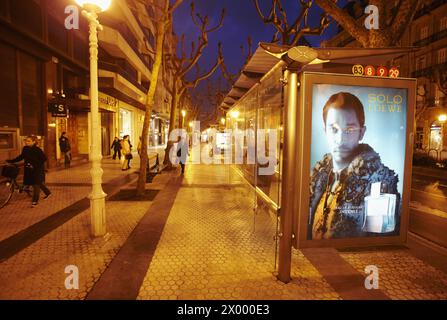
[172,0,350,113]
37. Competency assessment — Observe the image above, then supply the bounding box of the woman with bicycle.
[7,135,51,207]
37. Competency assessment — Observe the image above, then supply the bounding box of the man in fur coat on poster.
[309,92,400,240]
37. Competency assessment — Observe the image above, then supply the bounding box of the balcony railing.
[413,28,447,46]
[432,28,447,42]
[421,96,447,107]
[100,16,152,70]
[99,60,149,93]
[414,0,447,20]
[411,62,446,78]
[413,36,432,47]
[412,66,430,78]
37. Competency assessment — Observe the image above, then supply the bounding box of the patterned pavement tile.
[0,158,138,242]
[137,164,340,300]
[340,249,447,300]
[0,152,168,300]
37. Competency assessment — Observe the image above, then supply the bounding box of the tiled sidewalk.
[0,168,173,299]
[0,157,138,242]
[136,163,447,300]
[137,164,340,300]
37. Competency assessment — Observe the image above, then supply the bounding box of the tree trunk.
[136,8,168,196]
[163,80,179,168]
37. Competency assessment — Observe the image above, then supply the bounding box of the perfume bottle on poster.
[362,182,397,233]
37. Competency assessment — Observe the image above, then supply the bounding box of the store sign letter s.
[65,5,80,30]
[364,5,379,30]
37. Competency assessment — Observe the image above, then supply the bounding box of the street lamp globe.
[75,0,112,11]
[221,118,226,125]
[439,114,447,123]
[181,110,186,118]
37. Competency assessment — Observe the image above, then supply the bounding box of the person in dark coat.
[7,135,51,207]
[176,136,189,174]
[59,132,71,168]
[111,137,122,160]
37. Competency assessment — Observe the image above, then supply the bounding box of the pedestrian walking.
[121,135,132,171]
[59,132,71,168]
[7,135,51,207]
[111,137,122,160]
[176,136,189,175]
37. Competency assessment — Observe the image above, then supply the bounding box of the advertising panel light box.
[295,72,416,248]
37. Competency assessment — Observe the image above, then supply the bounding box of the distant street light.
[230,111,239,119]
[221,117,226,125]
[181,110,186,128]
[439,114,447,123]
[76,0,111,237]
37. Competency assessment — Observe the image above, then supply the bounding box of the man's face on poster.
[324,107,366,165]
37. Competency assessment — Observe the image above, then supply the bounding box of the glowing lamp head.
[439,114,447,123]
[230,111,239,119]
[189,122,193,128]
[221,118,226,125]
[181,110,186,117]
[75,0,112,12]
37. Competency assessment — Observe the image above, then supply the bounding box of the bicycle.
[0,163,32,209]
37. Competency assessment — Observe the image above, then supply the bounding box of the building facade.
[0,0,174,168]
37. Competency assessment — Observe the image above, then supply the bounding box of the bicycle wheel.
[0,179,14,209]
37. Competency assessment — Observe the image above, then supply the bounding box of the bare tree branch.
[390,0,420,44]
[315,0,369,46]
[206,8,226,33]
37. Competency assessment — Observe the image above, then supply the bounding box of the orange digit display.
[377,66,388,77]
[365,65,376,76]
[352,64,364,76]
[389,67,400,78]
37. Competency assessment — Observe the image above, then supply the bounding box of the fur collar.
[310,144,398,204]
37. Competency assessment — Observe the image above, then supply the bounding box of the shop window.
[10,0,43,39]
[0,42,19,128]
[429,121,443,151]
[0,131,16,150]
[19,52,43,135]
[119,109,132,138]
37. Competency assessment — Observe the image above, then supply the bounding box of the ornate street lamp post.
[76,0,111,237]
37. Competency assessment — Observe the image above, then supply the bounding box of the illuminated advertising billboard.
[296,72,416,248]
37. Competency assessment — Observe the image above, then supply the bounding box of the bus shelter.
[221,43,417,282]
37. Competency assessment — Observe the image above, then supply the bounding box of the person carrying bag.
[121,135,132,171]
